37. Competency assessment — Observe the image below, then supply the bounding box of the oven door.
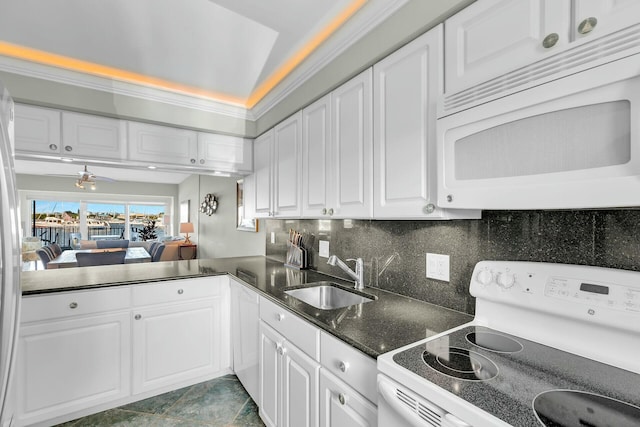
[436,53,640,210]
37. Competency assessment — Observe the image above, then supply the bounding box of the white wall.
[179,174,265,258]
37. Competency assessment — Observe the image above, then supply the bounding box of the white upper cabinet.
[302,94,331,218]
[14,104,61,155]
[62,112,126,160]
[196,133,253,173]
[127,121,198,166]
[444,0,571,97]
[273,112,303,217]
[253,129,274,218]
[573,0,640,42]
[330,69,373,219]
[373,28,439,219]
[443,0,640,115]
[374,26,480,219]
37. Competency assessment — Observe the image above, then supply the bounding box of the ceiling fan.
[73,165,116,190]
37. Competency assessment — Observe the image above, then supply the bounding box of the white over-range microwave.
[437,31,640,210]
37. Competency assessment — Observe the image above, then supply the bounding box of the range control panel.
[545,276,640,312]
[470,261,640,315]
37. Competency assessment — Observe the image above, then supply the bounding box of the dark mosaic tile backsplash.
[263,210,640,315]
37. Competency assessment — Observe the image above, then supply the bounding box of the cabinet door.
[132,298,223,394]
[331,69,373,218]
[373,28,440,218]
[16,313,131,426]
[573,0,640,41]
[62,111,126,160]
[259,322,283,427]
[231,281,260,403]
[282,341,320,427]
[273,111,303,217]
[302,94,331,218]
[14,104,61,155]
[197,133,253,173]
[444,0,570,95]
[253,130,274,218]
[319,370,377,427]
[127,121,198,166]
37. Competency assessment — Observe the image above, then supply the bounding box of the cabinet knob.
[64,145,73,152]
[277,313,285,321]
[199,159,205,165]
[49,143,58,151]
[328,208,334,216]
[339,361,349,373]
[446,194,454,203]
[135,314,142,320]
[278,346,286,356]
[542,33,559,49]
[577,17,597,35]
[423,204,436,214]
[338,393,346,405]
[69,302,78,309]
[322,208,327,215]
[190,158,196,164]
[177,289,184,295]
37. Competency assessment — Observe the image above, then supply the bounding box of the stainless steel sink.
[284,281,375,310]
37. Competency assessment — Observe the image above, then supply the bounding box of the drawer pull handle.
[338,393,346,405]
[135,314,142,320]
[177,289,184,295]
[339,361,349,373]
[277,313,285,321]
[69,302,78,309]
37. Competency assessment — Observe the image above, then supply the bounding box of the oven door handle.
[378,375,471,427]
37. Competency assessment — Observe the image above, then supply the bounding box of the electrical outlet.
[426,253,450,282]
[270,232,276,244]
[319,240,330,258]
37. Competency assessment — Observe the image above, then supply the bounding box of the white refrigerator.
[0,81,21,427]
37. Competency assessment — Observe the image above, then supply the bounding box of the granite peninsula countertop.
[21,256,473,358]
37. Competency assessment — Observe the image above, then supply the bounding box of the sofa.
[79,238,188,262]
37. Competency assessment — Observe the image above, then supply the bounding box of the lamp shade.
[179,222,194,233]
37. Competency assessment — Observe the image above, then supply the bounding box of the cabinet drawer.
[259,296,319,360]
[320,331,377,403]
[21,287,131,323]
[132,277,223,306]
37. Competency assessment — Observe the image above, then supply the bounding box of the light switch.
[426,253,450,282]
[319,240,330,258]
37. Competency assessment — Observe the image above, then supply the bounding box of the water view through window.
[32,200,167,247]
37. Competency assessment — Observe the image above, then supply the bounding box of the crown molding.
[0,56,255,121]
[250,0,409,119]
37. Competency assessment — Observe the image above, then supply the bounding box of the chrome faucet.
[327,255,364,290]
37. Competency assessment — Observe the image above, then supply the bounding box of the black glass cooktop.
[393,326,640,426]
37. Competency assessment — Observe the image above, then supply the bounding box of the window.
[27,194,172,246]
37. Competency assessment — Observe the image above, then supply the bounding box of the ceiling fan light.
[90,183,96,190]
[75,181,84,189]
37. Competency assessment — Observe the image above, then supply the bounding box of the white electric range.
[378,261,640,426]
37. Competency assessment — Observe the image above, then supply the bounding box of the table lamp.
[179,222,194,244]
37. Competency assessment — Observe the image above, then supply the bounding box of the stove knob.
[475,269,493,286]
[496,272,516,289]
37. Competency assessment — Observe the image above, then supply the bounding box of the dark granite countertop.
[21,256,473,358]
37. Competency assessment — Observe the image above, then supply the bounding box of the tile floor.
[56,375,264,427]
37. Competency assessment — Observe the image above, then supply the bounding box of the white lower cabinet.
[16,277,230,427]
[230,279,260,403]
[258,297,377,427]
[319,370,377,427]
[259,321,320,427]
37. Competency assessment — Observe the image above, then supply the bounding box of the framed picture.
[236,179,258,232]
[180,200,190,223]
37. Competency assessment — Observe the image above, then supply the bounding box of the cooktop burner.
[422,346,498,381]
[466,331,523,353]
[534,390,640,427]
